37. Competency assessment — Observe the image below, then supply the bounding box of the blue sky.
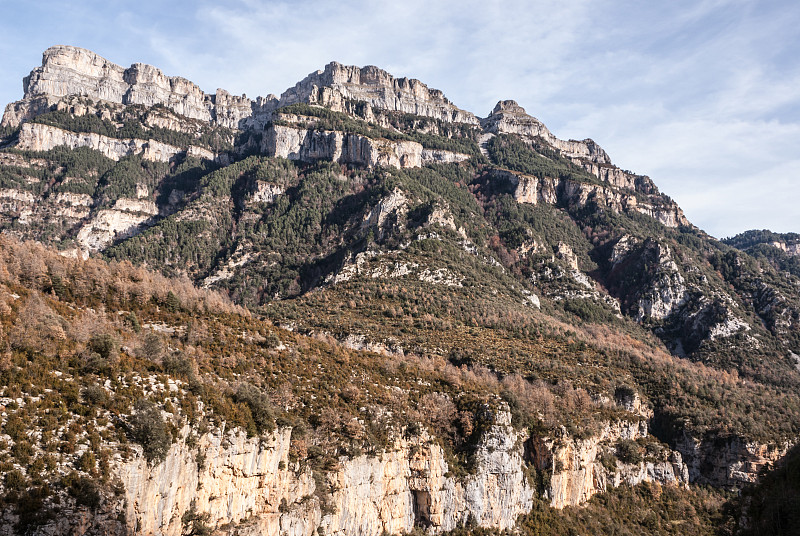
[1,0,798,238]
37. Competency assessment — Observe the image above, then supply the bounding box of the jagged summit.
[279,61,479,125]
[1,45,690,233]
[3,45,261,129]
[483,98,611,165]
[490,99,528,115]
[3,46,633,181]
[3,46,478,130]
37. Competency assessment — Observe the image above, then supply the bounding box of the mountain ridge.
[0,45,798,536]
[2,46,638,179]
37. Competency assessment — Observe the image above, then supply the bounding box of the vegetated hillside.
[0,45,799,535]
[0,236,734,535]
[724,230,800,278]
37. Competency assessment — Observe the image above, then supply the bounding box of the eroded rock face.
[117,427,318,536]
[495,169,688,228]
[262,125,469,169]
[531,419,689,509]
[279,62,478,125]
[633,242,689,322]
[110,409,534,536]
[2,46,274,129]
[17,122,209,163]
[482,101,610,165]
[3,47,478,131]
[674,432,791,487]
[76,208,153,251]
[770,240,800,256]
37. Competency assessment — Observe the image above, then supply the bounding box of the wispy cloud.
[0,0,798,237]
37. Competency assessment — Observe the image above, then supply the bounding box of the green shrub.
[88,334,118,361]
[129,399,172,464]
[63,472,101,509]
[615,439,642,465]
[234,383,275,435]
[4,469,27,491]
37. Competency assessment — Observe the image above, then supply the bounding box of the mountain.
[0,45,798,535]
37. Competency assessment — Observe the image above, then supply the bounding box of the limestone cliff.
[102,409,533,536]
[2,46,273,129]
[675,431,791,487]
[2,46,685,231]
[0,404,698,536]
[2,47,476,131]
[482,100,663,196]
[262,124,470,168]
[493,168,689,228]
[770,240,800,256]
[16,122,214,163]
[532,419,689,508]
[278,62,478,125]
[481,100,609,164]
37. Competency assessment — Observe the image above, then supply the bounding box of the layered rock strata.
[675,432,792,487]
[278,62,478,125]
[103,410,688,536]
[481,100,610,164]
[17,122,215,163]
[494,168,688,228]
[482,100,663,195]
[2,45,269,129]
[262,124,470,168]
[3,47,477,131]
[533,419,689,508]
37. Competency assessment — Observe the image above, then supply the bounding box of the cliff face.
[97,409,693,536]
[2,47,678,217]
[482,100,666,198]
[494,168,688,228]
[278,62,479,125]
[675,432,791,487]
[531,419,688,509]
[16,122,216,163]
[482,100,610,164]
[3,47,477,131]
[99,409,532,536]
[2,46,273,129]
[262,125,470,168]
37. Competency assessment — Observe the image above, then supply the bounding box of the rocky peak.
[278,61,479,125]
[4,47,482,130]
[482,99,551,137]
[481,99,611,165]
[490,99,528,115]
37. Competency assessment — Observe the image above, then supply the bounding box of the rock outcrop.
[108,409,533,536]
[17,122,213,163]
[3,47,476,131]
[770,240,800,256]
[262,124,469,168]
[279,62,478,125]
[2,46,276,129]
[482,101,610,164]
[76,206,154,251]
[482,101,669,198]
[631,241,689,321]
[674,432,791,487]
[2,47,688,233]
[91,408,691,536]
[532,419,689,508]
[494,168,689,228]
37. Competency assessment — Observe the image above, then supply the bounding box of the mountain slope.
[0,45,799,535]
